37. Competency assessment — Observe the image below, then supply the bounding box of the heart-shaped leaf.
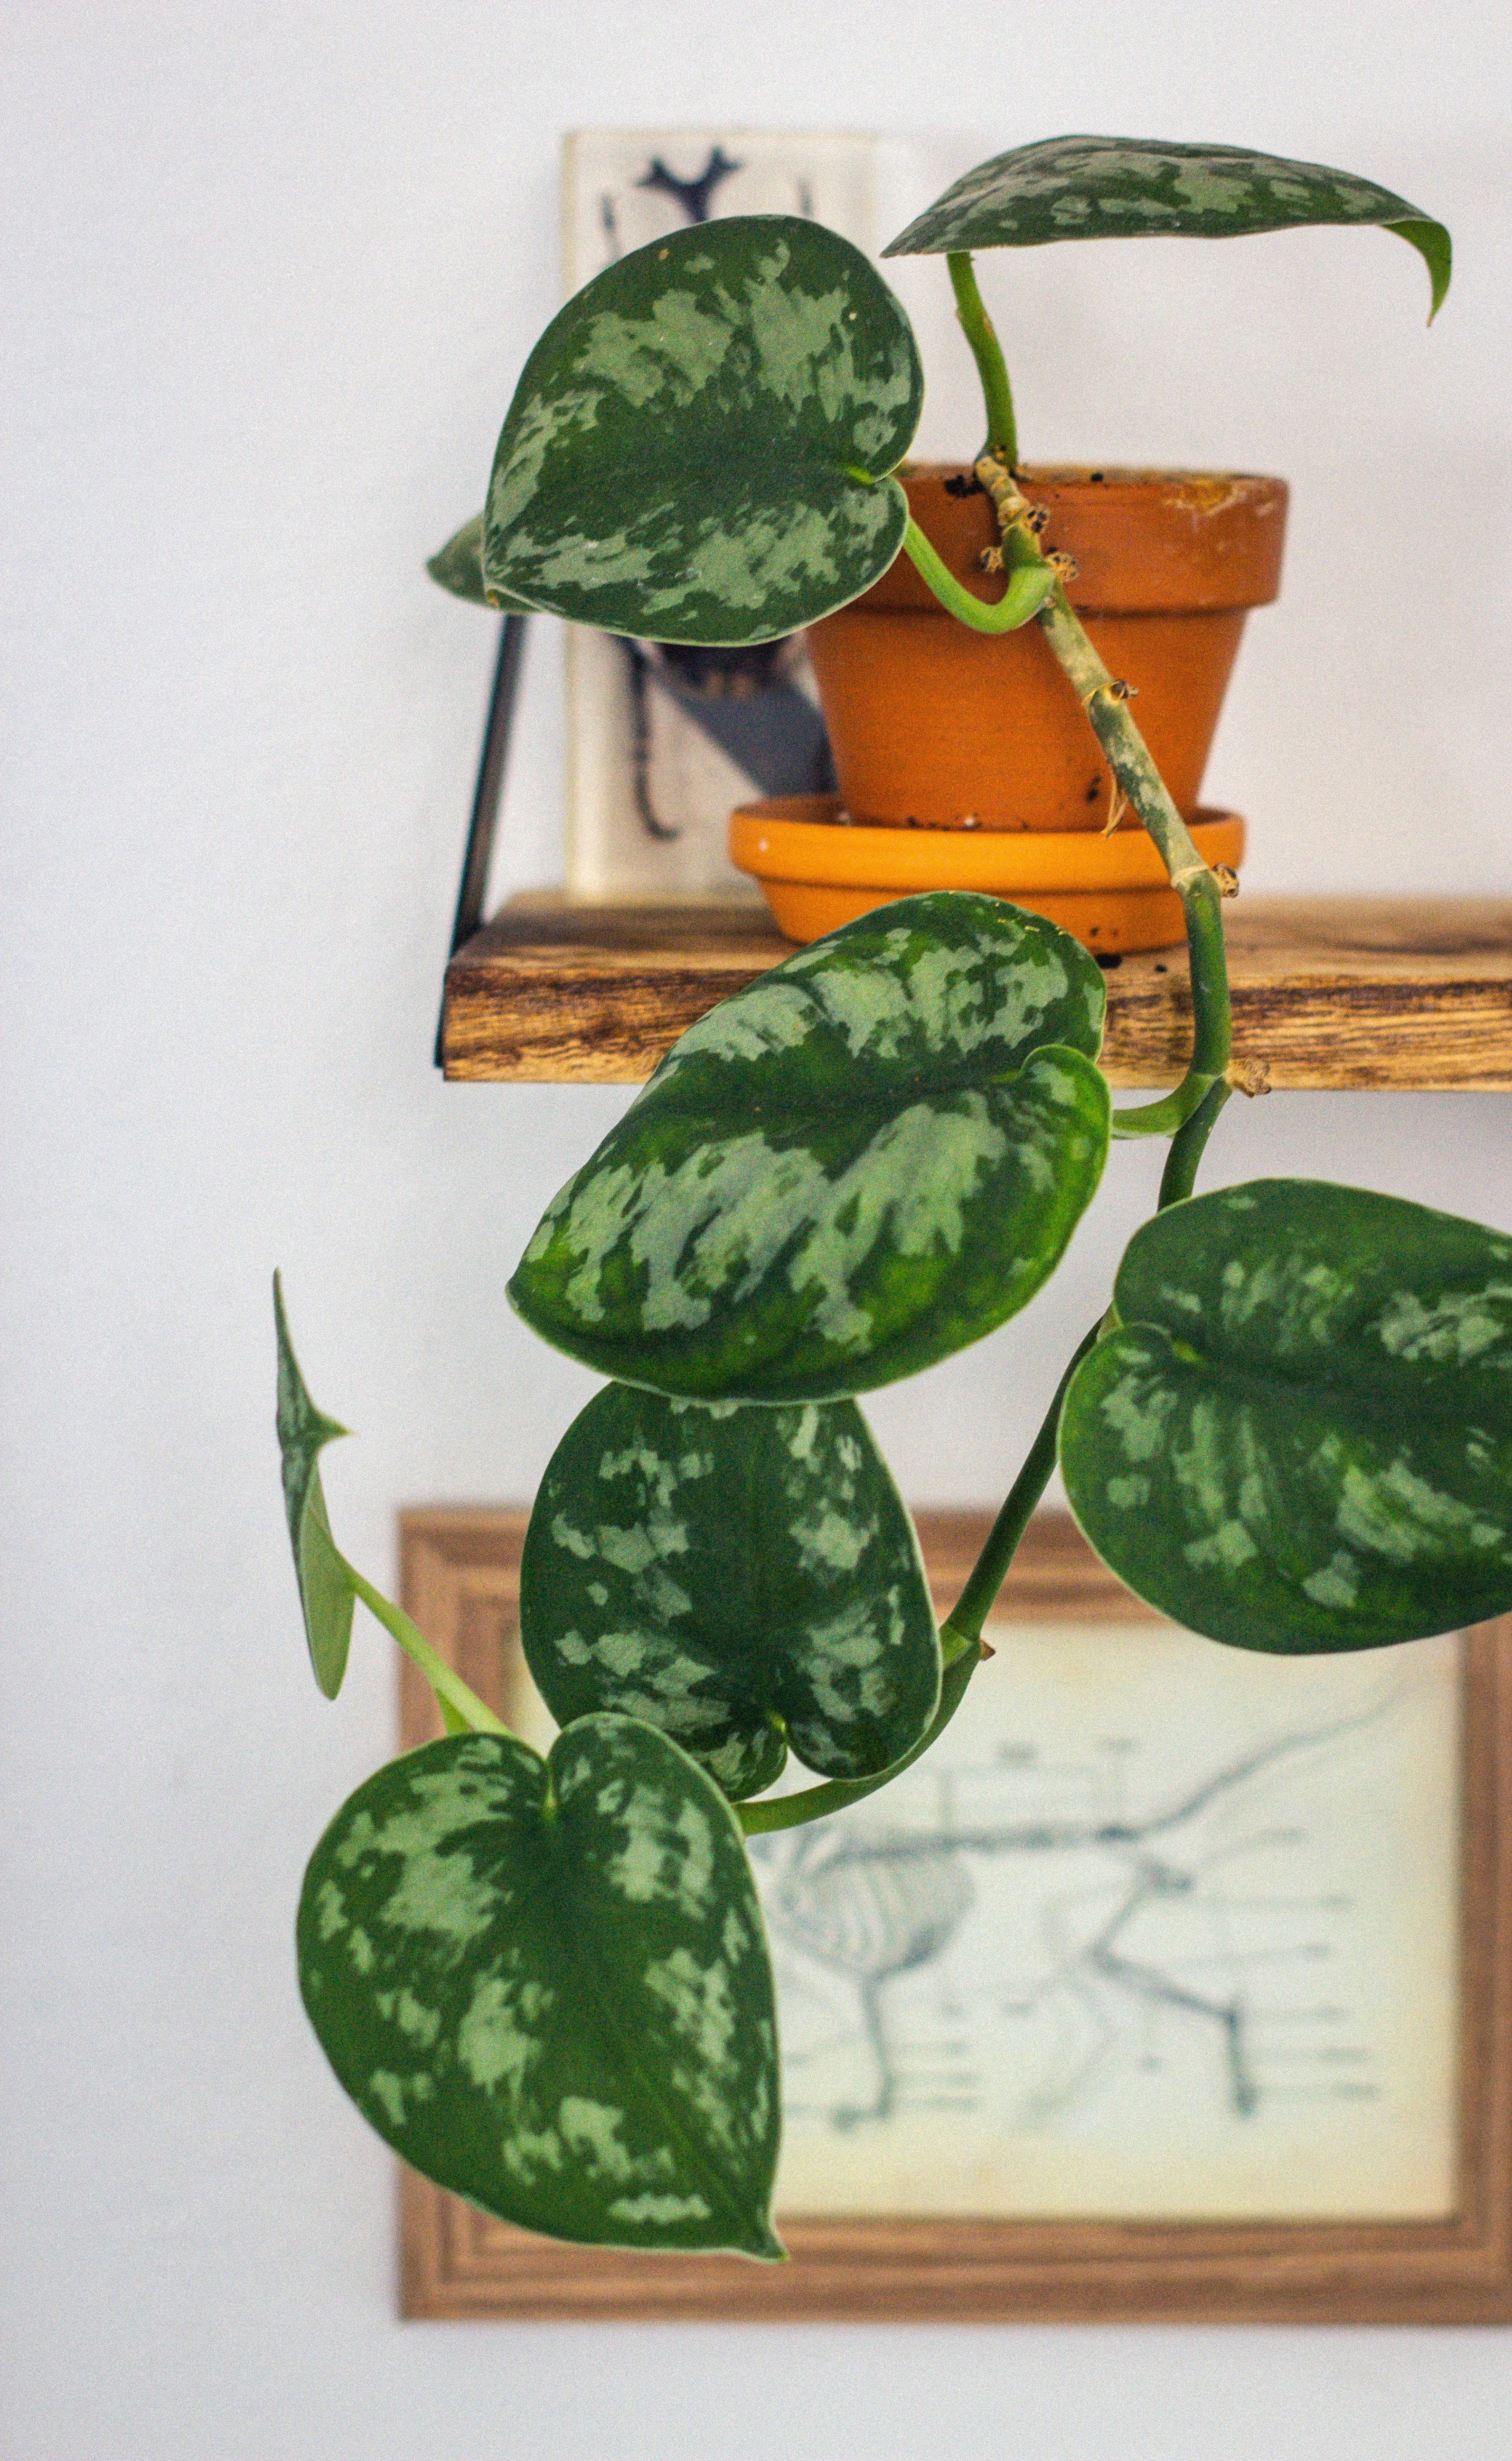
[885,137,1450,319]
[1059,1180,1512,1651]
[481,216,922,645]
[521,1385,940,1797]
[426,511,535,612]
[274,1272,353,1698]
[299,1721,782,2255]
[509,893,1110,1401]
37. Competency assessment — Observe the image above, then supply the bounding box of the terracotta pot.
[804,464,1287,835]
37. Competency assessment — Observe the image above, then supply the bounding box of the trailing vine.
[278,139,1499,2262]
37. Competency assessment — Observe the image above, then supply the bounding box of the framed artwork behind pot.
[395,1507,1512,2323]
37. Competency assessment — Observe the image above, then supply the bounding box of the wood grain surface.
[440,893,1512,1089]
[393,1507,1512,2324]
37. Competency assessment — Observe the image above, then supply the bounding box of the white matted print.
[756,1622,1461,2221]
[561,131,882,900]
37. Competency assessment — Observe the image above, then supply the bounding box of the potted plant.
[431,135,1446,951]
[278,139,1506,2268]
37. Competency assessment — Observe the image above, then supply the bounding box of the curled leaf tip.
[273,1271,355,1698]
[426,510,518,609]
[1390,217,1452,321]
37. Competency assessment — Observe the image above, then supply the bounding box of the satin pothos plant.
[277,141,1508,2264]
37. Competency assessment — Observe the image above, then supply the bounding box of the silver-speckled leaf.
[481,216,922,645]
[509,894,1110,1401]
[885,137,1450,318]
[274,1273,353,1699]
[1059,1181,1512,1651]
[520,1385,939,1798]
[299,1721,781,2255]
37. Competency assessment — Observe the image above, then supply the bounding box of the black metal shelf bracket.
[433,611,528,1068]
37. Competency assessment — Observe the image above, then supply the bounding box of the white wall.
[4,5,1510,2455]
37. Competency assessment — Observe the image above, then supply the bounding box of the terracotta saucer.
[729,794,1244,952]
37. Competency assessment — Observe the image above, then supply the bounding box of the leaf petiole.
[342,1564,510,1739]
[947,250,1018,466]
[1157,1079,1232,1208]
[901,517,1055,634]
[738,1643,981,1836]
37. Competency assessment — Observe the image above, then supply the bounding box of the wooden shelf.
[441,893,1512,1091]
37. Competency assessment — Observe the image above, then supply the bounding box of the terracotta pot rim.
[849,463,1288,619]
[898,459,1287,494]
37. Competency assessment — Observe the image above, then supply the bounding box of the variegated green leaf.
[521,1386,939,1797]
[509,894,1110,1401]
[885,137,1450,319]
[299,1721,781,2255]
[425,511,535,612]
[274,1272,353,1699]
[1059,1181,1512,1651]
[481,216,922,645]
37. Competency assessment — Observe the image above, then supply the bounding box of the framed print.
[396,1508,1512,2323]
[559,130,881,903]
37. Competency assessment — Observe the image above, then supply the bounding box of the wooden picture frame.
[396,1507,1512,2323]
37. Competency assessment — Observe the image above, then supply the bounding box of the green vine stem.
[1158,1078,1232,1209]
[970,452,1237,1140]
[343,1564,511,1739]
[740,428,1249,1841]
[939,1320,1102,1652]
[738,1641,981,1837]
[900,517,1053,634]
[947,251,1018,466]
[941,255,1234,1145]
[932,1082,1232,1710]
